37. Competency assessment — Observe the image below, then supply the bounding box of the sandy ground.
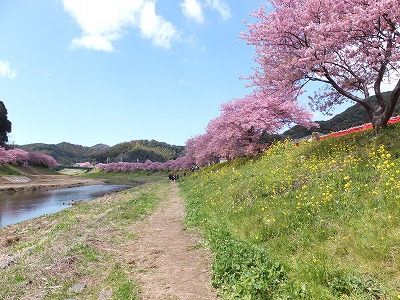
[0,174,104,192]
[129,183,219,300]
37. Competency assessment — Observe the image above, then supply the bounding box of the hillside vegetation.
[20,140,185,165]
[180,123,400,299]
[282,91,400,140]
[0,165,59,176]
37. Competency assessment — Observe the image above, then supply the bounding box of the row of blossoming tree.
[0,147,58,168]
[184,0,400,167]
[95,157,189,172]
[96,0,400,171]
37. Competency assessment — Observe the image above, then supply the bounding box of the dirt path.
[130,182,219,300]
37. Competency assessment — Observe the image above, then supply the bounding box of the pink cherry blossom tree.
[27,152,58,168]
[181,137,198,169]
[241,0,400,130]
[169,156,187,170]
[78,162,93,168]
[185,133,219,167]
[7,148,29,165]
[0,148,58,168]
[0,147,15,165]
[205,90,314,160]
[183,89,314,167]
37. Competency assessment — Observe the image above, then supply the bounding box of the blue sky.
[1,0,268,147]
[0,0,358,147]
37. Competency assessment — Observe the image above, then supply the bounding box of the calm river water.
[0,184,129,227]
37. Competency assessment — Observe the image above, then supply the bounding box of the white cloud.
[63,0,179,51]
[206,0,231,21]
[138,1,179,49]
[0,61,17,79]
[181,0,204,24]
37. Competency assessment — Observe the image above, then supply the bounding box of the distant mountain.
[90,144,110,151]
[95,140,185,164]
[19,140,185,165]
[281,91,400,140]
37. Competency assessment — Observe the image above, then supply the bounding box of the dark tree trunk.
[372,80,400,131]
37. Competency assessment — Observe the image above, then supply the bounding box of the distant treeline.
[19,140,185,165]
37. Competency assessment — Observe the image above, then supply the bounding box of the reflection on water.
[0,185,129,227]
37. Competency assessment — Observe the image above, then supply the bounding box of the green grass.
[81,168,171,186]
[106,263,138,300]
[0,164,60,176]
[0,165,23,175]
[180,123,400,299]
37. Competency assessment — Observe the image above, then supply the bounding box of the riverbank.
[0,183,161,299]
[0,174,105,192]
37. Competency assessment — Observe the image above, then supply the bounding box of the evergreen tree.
[0,101,12,146]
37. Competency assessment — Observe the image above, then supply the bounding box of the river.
[0,184,129,227]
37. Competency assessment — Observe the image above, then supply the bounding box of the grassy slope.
[0,165,60,176]
[180,123,400,299]
[0,174,168,300]
[81,169,170,186]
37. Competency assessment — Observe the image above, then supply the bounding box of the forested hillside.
[20,140,185,165]
[283,91,400,139]
[95,140,185,164]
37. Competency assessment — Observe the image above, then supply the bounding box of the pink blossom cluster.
[95,156,189,172]
[27,152,58,168]
[0,147,58,168]
[0,147,15,165]
[241,0,400,127]
[182,90,315,167]
[77,162,94,168]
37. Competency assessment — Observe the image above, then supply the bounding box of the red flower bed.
[321,116,400,140]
